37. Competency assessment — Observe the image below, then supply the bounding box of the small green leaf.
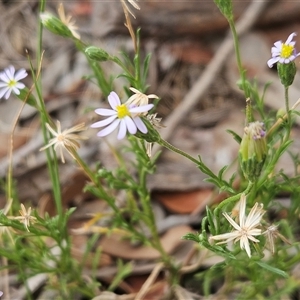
[256,261,288,278]
[226,129,242,144]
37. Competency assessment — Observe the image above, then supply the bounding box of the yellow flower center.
[116,104,130,119]
[281,44,294,58]
[8,79,16,88]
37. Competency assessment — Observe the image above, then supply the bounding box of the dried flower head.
[267,32,300,68]
[57,3,80,39]
[147,113,164,129]
[127,87,159,108]
[40,121,87,163]
[210,194,265,257]
[13,204,37,232]
[263,224,291,254]
[239,121,267,181]
[0,65,28,100]
[120,0,140,18]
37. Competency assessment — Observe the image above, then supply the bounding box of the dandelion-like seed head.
[13,204,37,232]
[40,121,87,163]
[57,3,80,39]
[120,0,140,18]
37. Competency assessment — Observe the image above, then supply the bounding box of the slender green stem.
[284,86,292,141]
[228,18,249,99]
[284,86,290,114]
[158,138,234,192]
[158,139,199,165]
[37,0,63,224]
[215,181,254,212]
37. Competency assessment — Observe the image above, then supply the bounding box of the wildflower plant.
[0,65,28,100]
[2,0,300,298]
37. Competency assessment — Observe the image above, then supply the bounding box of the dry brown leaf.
[100,225,191,260]
[126,275,167,300]
[155,189,213,214]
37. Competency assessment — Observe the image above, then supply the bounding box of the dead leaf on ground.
[100,225,191,260]
[155,189,213,214]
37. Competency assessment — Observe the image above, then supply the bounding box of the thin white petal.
[0,73,9,83]
[12,86,20,95]
[6,66,15,80]
[133,116,147,133]
[95,108,117,116]
[223,213,241,231]
[91,115,117,128]
[240,236,251,257]
[286,32,296,44]
[0,87,10,99]
[129,104,154,113]
[15,69,28,81]
[273,41,282,49]
[210,231,240,242]
[129,87,139,94]
[5,90,12,99]
[15,82,25,89]
[124,116,137,134]
[239,194,246,227]
[117,119,127,139]
[97,119,120,137]
[108,91,121,109]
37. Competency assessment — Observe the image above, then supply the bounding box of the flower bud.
[135,118,161,143]
[239,121,267,182]
[277,62,297,87]
[40,13,73,38]
[214,0,233,19]
[85,46,111,62]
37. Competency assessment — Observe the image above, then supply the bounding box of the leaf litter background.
[1,0,300,298]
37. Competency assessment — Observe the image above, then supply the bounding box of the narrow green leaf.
[256,261,288,278]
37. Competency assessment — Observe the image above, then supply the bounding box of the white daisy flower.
[267,32,300,68]
[210,194,265,258]
[0,65,28,100]
[91,91,154,140]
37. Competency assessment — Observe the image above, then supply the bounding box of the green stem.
[158,138,233,193]
[37,0,63,224]
[215,181,254,212]
[284,86,292,141]
[158,139,199,165]
[228,18,249,99]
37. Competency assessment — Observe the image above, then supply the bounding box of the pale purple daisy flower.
[91,91,154,140]
[267,32,300,68]
[0,65,28,99]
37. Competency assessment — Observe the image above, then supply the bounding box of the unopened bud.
[40,13,73,38]
[214,0,233,19]
[85,46,111,62]
[239,121,267,181]
[135,118,161,143]
[277,62,297,87]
